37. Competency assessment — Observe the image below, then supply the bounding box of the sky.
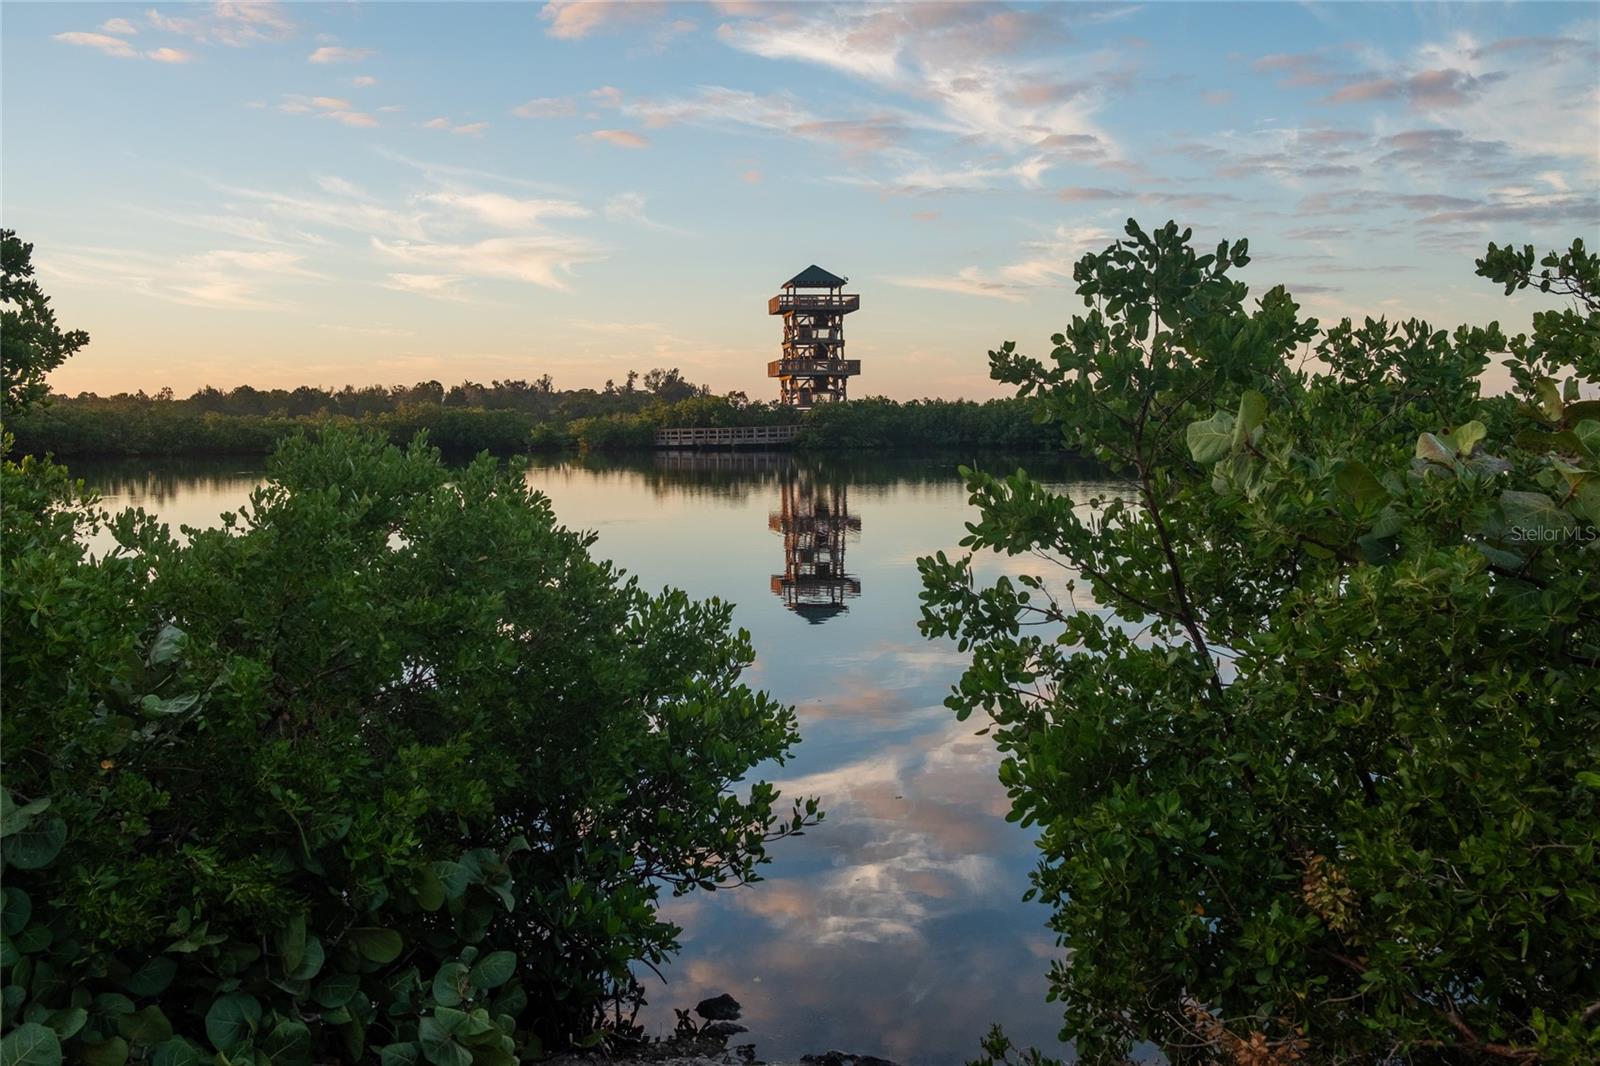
[3,1,1597,401]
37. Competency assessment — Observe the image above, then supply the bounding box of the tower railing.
[768,293,861,315]
[768,358,861,377]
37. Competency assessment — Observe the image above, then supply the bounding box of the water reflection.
[770,466,861,624]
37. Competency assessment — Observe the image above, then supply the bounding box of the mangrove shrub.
[1,429,819,1062]
[921,223,1598,1063]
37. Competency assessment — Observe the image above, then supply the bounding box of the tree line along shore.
[4,384,1061,458]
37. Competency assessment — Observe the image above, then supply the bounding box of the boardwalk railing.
[653,425,801,448]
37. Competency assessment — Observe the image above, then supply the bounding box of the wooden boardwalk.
[652,424,800,449]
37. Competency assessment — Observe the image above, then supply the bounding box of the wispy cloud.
[583,129,650,149]
[540,0,669,40]
[603,192,687,234]
[325,111,379,129]
[887,225,1109,302]
[54,31,192,63]
[309,45,373,64]
[372,235,604,292]
[511,86,623,119]
[36,243,321,310]
[273,95,379,129]
[1319,68,1507,110]
[423,117,489,135]
[422,191,591,229]
[54,31,141,58]
[382,273,471,300]
[145,2,296,47]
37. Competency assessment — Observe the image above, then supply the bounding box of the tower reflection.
[769,467,861,624]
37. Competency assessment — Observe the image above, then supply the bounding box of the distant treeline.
[6,372,1061,457]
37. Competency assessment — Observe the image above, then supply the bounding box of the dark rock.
[694,992,742,1021]
[800,1054,902,1066]
[701,1021,749,1039]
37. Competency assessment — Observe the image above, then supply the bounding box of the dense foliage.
[1,428,820,1064]
[8,392,1057,458]
[3,370,715,458]
[920,222,1599,1063]
[793,396,1054,450]
[8,402,540,458]
[2,229,89,417]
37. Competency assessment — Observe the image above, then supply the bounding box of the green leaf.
[204,994,261,1055]
[314,973,360,1009]
[1230,389,1266,451]
[0,794,49,838]
[117,1006,173,1046]
[275,915,305,974]
[92,993,135,1016]
[1,1024,62,1066]
[1334,461,1388,506]
[1448,420,1486,456]
[412,866,446,912]
[151,1039,207,1066]
[1517,428,1590,456]
[1575,771,1600,789]
[1534,377,1564,422]
[259,1020,311,1066]
[432,962,467,1007]
[1,816,66,869]
[1501,490,1576,539]
[468,952,515,991]
[286,935,324,981]
[1474,542,1525,570]
[1564,399,1600,423]
[119,956,177,997]
[1414,433,1456,465]
[44,1008,86,1041]
[146,624,189,668]
[348,928,403,964]
[337,1020,365,1061]
[1575,418,1600,455]
[467,1048,516,1066]
[12,920,49,953]
[417,1019,471,1066]
[1186,410,1234,465]
[1,887,31,936]
[431,1008,467,1036]
[378,1044,419,1066]
[433,861,470,901]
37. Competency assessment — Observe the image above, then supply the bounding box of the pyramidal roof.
[783,264,848,289]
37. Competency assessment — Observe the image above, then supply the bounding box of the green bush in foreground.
[1,429,819,1063]
[922,223,1598,1063]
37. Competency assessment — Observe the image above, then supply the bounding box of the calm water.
[71,451,1119,1066]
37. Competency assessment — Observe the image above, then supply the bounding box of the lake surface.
[71,450,1119,1066]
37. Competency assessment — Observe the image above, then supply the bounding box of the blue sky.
[3,1,1596,399]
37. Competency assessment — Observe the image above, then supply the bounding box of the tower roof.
[783,264,848,289]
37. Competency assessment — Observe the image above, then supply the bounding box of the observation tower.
[768,265,861,408]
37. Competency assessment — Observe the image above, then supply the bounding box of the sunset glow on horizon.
[4,1,1596,400]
